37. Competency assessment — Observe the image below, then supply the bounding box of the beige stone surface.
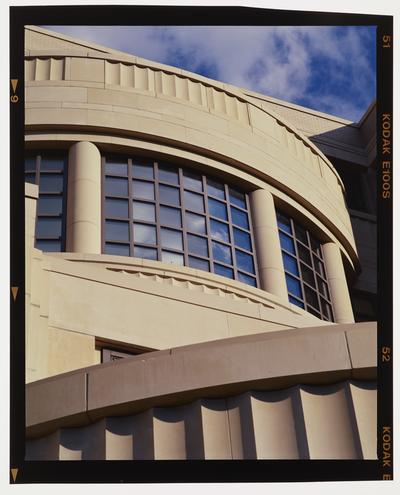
[69,58,105,83]
[349,381,377,459]
[250,389,301,459]
[323,242,355,324]
[250,188,287,299]
[300,382,361,459]
[66,141,102,253]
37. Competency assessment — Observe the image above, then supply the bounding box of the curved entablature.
[24,50,344,186]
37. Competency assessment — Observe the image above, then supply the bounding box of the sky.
[46,25,375,122]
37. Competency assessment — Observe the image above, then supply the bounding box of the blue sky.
[44,25,376,122]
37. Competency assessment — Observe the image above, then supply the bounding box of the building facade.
[24,26,377,460]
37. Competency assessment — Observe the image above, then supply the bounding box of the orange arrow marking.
[11,287,18,302]
[11,79,18,93]
[11,468,18,482]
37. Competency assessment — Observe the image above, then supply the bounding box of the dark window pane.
[300,263,316,288]
[188,234,208,257]
[183,171,202,191]
[294,224,308,245]
[283,252,299,276]
[37,196,63,215]
[159,184,180,206]
[285,274,302,298]
[184,191,204,212]
[25,157,36,172]
[207,179,225,199]
[134,245,157,260]
[105,221,129,242]
[161,251,184,265]
[158,163,179,184]
[289,295,305,309]
[237,272,256,287]
[189,256,209,272]
[41,156,64,171]
[321,299,333,320]
[297,243,312,266]
[277,212,292,234]
[310,236,321,255]
[229,188,246,209]
[208,198,227,220]
[161,228,183,250]
[210,219,229,243]
[39,174,63,192]
[25,173,36,184]
[132,180,154,200]
[132,161,154,179]
[231,207,249,229]
[160,206,181,227]
[212,241,232,265]
[35,239,61,252]
[36,218,62,238]
[133,201,155,222]
[236,250,255,274]
[133,224,156,245]
[233,228,251,250]
[105,198,129,218]
[105,160,127,175]
[105,177,128,196]
[317,276,329,299]
[279,232,295,254]
[105,243,130,256]
[307,306,321,318]
[186,212,206,234]
[313,255,326,278]
[214,264,233,279]
[304,286,319,308]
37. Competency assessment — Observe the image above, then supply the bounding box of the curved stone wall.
[25,51,358,266]
[26,322,377,460]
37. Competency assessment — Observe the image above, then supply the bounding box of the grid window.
[25,152,67,252]
[102,155,259,287]
[277,211,334,321]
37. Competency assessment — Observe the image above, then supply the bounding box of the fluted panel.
[50,57,64,80]
[225,94,239,119]
[349,381,377,459]
[208,87,226,113]
[200,399,231,459]
[226,392,257,459]
[26,380,376,460]
[250,389,303,459]
[134,65,151,91]
[105,410,154,459]
[300,383,362,459]
[175,75,189,100]
[105,61,120,85]
[153,406,187,459]
[59,420,106,460]
[187,79,203,106]
[35,58,51,81]
[120,63,135,87]
[25,58,36,81]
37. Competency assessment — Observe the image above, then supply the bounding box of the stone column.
[322,242,354,323]
[249,189,288,300]
[66,141,102,253]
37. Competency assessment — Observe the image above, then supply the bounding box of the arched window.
[102,155,259,287]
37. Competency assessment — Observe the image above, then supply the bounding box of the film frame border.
[9,4,393,483]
